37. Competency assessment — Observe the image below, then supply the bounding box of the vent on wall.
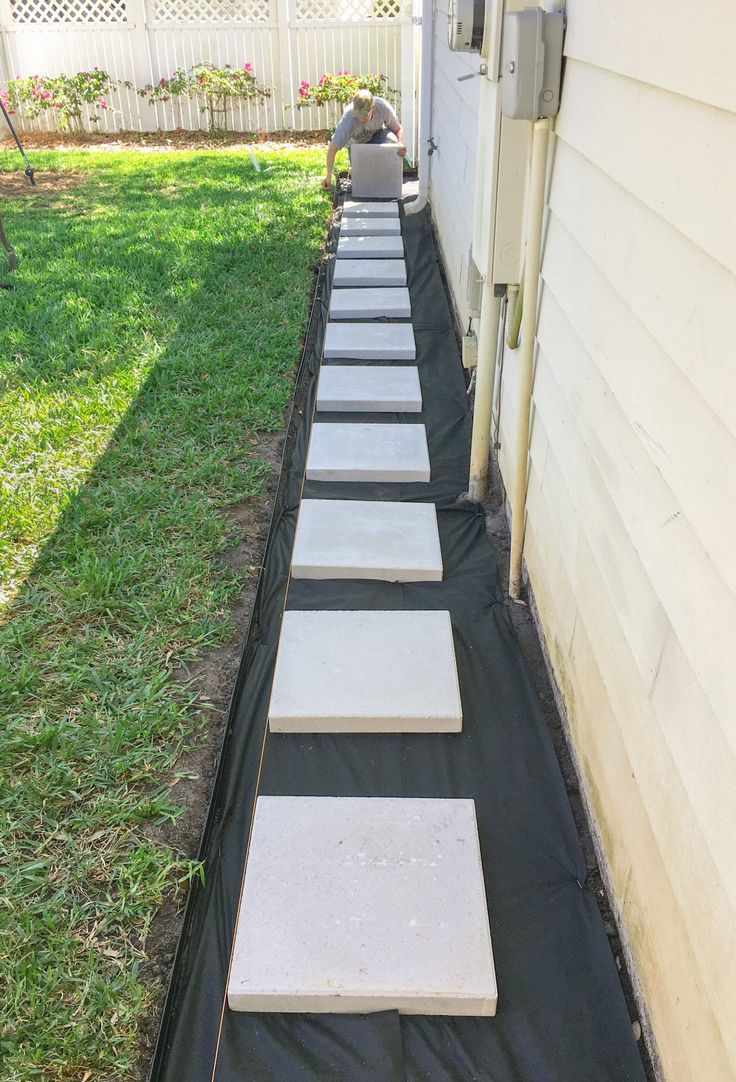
[448,0,485,51]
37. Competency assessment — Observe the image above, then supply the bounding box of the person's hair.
[352,89,374,119]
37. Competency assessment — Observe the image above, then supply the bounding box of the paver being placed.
[342,200,399,218]
[340,218,402,237]
[329,287,411,321]
[268,609,461,732]
[337,235,404,260]
[306,423,430,482]
[350,143,404,200]
[324,322,415,360]
[291,498,442,580]
[227,795,497,1015]
[333,259,407,288]
[316,366,421,413]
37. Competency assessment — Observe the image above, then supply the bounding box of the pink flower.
[159,77,167,85]
[245,63,253,72]
[298,86,308,98]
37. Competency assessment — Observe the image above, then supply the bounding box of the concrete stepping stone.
[342,200,399,218]
[340,218,402,237]
[291,498,442,580]
[316,366,421,413]
[337,235,404,260]
[306,423,430,482]
[227,795,497,1015]
[324,322,415,360]
[268,609,462,733]
[350,143,404,200]
[333,259,407,288]
[329,287,411,321]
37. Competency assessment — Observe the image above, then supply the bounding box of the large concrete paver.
[306,422,430,482]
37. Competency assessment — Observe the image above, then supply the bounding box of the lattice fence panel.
[295,0,399,18]
[10,0,128,21]
[150,0,271,21]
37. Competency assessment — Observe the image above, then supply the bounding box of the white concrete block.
[291,498,442,581]
[329,287,411,321]
[324,322,416,360]
[342,200,399,218]
[269,610,462,733]
[228,796,497,1015]
[316,366,421,413]
[350,143,404,200]
[340,218,402,237]
[337,235,404,260]
[333,259,407,288]
[306,423,430,482]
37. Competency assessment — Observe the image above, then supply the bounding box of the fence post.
[121,0,156,131]
[275,0,294,129]
[0,0,13,89]
[399,0,418,163]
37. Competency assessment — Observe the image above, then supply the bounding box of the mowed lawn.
[0,148,329,1079]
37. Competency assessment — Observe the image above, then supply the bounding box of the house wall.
[427,0,481,327]
[491,4,736,1079]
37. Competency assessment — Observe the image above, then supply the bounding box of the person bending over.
[321,89,406,190]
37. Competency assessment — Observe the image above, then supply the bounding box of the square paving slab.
[350,143,404,200]
[291,498,442,580]
[306,423,430,482]
[329,287,411,321]
[317,365,421,412]
[268,610,461,733]
[340,217,402,237]
[337,235,404,260]
[324,322,415,360]
[333,259,407,288]
[228,796,497,1015]
[342,200,399,218]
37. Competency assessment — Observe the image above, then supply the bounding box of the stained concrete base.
[342,200,399,218]
[227,796,497,1015]
[268,609,462,732]
[306,423,430,482]
[333,259,407,288]
[316,366,421,412]
[329,287,411,320]
[337,235,404,260]
[324,322,416,360]
[340,218,402,237]
[291,498,442,580]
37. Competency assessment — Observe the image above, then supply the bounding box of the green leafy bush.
[2,69,126,130]
[139,63,271,131]
[296,71,394,109]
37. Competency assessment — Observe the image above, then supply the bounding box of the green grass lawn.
[0,147,330,1080]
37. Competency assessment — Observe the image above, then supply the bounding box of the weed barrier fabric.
[151,203,646,1082]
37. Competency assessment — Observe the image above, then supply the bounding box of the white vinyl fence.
[0,0,418,151]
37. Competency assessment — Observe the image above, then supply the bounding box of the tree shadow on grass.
[0,147,328,1080]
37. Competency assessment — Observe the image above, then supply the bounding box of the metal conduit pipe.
[468,284,501,502]
[405,0,434,217]
[509,116,551,599]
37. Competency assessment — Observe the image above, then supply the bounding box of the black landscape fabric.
[151,199,646,1082]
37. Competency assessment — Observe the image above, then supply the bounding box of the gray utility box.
[501,7,564,121]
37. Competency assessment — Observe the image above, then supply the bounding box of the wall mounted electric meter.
[448,0,486,51]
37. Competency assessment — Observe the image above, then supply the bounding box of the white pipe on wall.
[509,116,551,599]
[405,0,434,217]
[468,284,501,501]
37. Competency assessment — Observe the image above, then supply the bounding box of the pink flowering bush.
[139,63,270,131]
[3,69,126,130]
[296,71,394,109]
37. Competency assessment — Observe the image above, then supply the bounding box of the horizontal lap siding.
[428,0,480,327]
[509,26,736,1080]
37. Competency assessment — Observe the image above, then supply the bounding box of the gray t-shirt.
[331,97,399,150]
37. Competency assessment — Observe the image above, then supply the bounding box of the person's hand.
[397,144,407,158]
[321,175,332,190]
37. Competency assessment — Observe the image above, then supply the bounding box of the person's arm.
[395,124,407,158]
[322,141,339,189]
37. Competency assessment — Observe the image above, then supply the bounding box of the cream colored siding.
[428,0,481,326]
[494,31,736,1082]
